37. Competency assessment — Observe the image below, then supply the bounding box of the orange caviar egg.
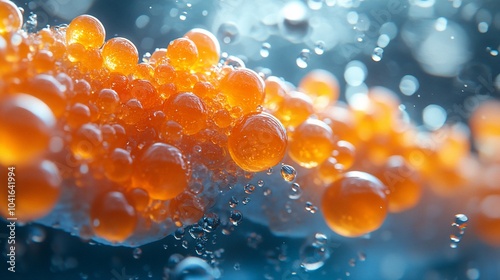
[128,79,160,109]
[70,123,103,160]
[32,50,55,73]
[149,48,167,65]
[103,148,133,183]
[228,112,287,172]
[332,140,356,170]
[166,38,198,70]
[102,37,139,74]
[96,88,120,114]
[155,63,176,85]
[0,94,55,165]
[184,28,220,68]
[264,76,286,112]
[67,103,91,129]
[125,188,150,212]
[288,118,334,168]
[90,191,137,243]
[163,92,208,135]
[475,193,500,247]
[218,68,265,115]
[22,74,67,117]
[322,171,388,237]
[0,160,61,222]
[132,143,189,200]
[274,91,314,128]
[66,15,105,49]
[469,100,500,162]
[317,157,344,185]
[376,156,421,213]
[434,124,470,169]
[0,0,22,33]
[299,69,339,112]
[319,104,358,146]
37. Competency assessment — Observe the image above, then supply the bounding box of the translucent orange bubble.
[264,76,286,112]
[332,140,356,170]
[228,112,287,172]
[184,28,220,68]
[163,92,208,135]
[90,191,137,243]
[470,100,500,162]
[322,171,388,237]
[289,118,334,168]
[166,38,198,70]
[102,37,138,74]
[125,188,150,212]
[104,148,133,183]
[218,68,265,115]
[66,15,105,49]
[0,160,61,222]
[22,74,67,117]
[274,91,314,128]
[132,143,189,200]
[376,156,421,213]
[299,69,339,112]
[70,123,103,160]
[0,94,55,165]
[0,0,22,33]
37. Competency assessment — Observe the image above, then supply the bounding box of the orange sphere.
[274,91,314,128]
[132,143,189,200]
[299,69,339,112]
[475,193,500,247]
[66,14,106,49]
[470,100,500,162]
[228,112,287,172]
[102,37,138,74]
[322,171,388,237]
[163,92,208,135]
[103,148,133,183]
[288,118,334,168]
[0,160,61,222]
[90,191,137,243]
[184,28,220,68]
[0,94,55,165]
[0,0,22,33]
[332,140,356,170]
[218,68,265,115]
[166,38,198,70]
[264,76,286,112]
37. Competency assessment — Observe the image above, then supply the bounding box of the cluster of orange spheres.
[0,0,500,246]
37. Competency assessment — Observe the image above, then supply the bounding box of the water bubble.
[189,225,206,240]
[133,247,142,259]
[300,235,330,271]
[344,60,367,86]
[281,1,310,43]
[358,251,367,262]
[281,164,297,182]
[305,202,318,214]
[296,49,310,68]
[230,210,243,226]
[314,41,325,55]
[247,232,263,249]
[29,226,46,243]
[229,196,238,208]
[179,12,187,21]
[399,75,419,96]
[217,22,240,44]
[171,256,215,280]
[233,262,241,271]
[257,180,265,187]
[372,47,384,62]
[182,240,189,249]
[307,0,323,10]
[450,214,468,248]
[174,228,185,240]
[423,104,447,131]
[314,233,328,245]
[24,13,38,33]
[201,213,220,233]
[486,47,498,56]
[266,167,273,175]
[223,55,245,68]
[349,258,356,267]
[244,184,256,194]
[263,188,272,196]
[260,42,271,58]
[242,197,250,205]
[288,183,303,200]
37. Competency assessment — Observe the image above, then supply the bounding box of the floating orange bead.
[469,100,500,162]
[163,92,208,135]
[166,38,198,70]
[0,0,22,34]
[90,191,137,243]
[132,143,189,200]
[184,28,220,68]
[0,160,61,222]
[128,79,160,109]
[66,14,105,49]
[0,94,55,165]
[103,148,133,183]
[288,118,334,168]
[96,88,120,114]
[70,123,103,160]
[274,91,314,128]
[102,37,138,74]
[228,112,287,172]
[218,68,265,115]
[264,76,286,112]
[332,140,356,170]
[322,171,388,237]
[125,188,150,212]
[23,74,67,117]
[299,69,339,112]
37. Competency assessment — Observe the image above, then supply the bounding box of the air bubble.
[266,167,273,175]
[372,47,384,62]
[260,42,271,58]
[307,0,323,10]
[133,247,142,259]
[244,184,256,194]
[174,228,185,240]
[288,183,303,199]
[217,22,240,44]
[314,41,325,55]
[230,210,243,226]
[305,202,318,214]
[300,235,330,271]
[257,180,265,187]
[450,214,468,248]
[229,196,238,208]
[281,164,297,182]
[242,197,250,205]
[171,256,214,280]
[399,75,419,96]
[296,49,310,69]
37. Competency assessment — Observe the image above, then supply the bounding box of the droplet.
[296,49,310,68]
[263,188,272,196]
[24,13,38,33]
[172,256,214,280]
[174,228,185,240]
[189,225,205,240]
[358,251,367,262]
[223,55,245,68]
[307,0,323,10]
[182,240,189,249]
[242,197,251,205]
[450,213,468,248]
[314,41,325,55]
[133,248,142,259]
[201,213,220,233]
[281,164,297,182]
[257,180,265,187]
[399,75,419,96]
[266,167,273,175]
[314,233,328,245]
[305,202,318,214]
[229,196,239,208]
[244,184,256,194]
[260,42,271,58]
[348,258,356,267]
[300,235,330,271]
[217,22,240,44]
[29,226,46,243]
[288,183,303,200]
[371,47,384,62]
[179,12,187,21]
[233,262,241,271]
[229,210,243,226]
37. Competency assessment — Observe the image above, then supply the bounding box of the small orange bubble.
[289,118,334,168]
[102,37,138,74]
[66,14,105,49]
